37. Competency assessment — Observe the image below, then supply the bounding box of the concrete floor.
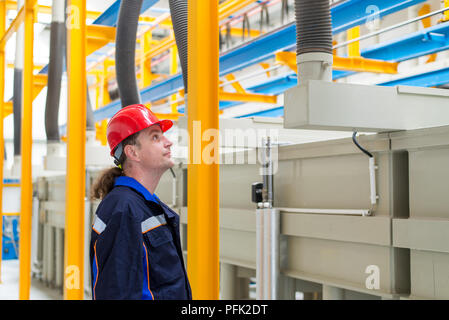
[0,260,62,300]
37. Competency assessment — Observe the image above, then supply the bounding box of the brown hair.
[90,131,141,200]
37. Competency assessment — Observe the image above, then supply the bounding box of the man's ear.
[124,144,140,162]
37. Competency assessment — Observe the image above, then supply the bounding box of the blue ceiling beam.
[331,0,426,34]
[334,20,449,80]
[93,0,160,26]
[54,0,433,133]
[378,66,449,87]
[362,20,449,62]
[237,106,284,118]
[86,0,424,124]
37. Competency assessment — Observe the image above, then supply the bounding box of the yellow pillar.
[140,30,152,88]
[347,26,360,57]
[187,0,220,300]
[98,60,111,146]
[170,31,178,114]
[0,0,6,284]
[445,0,449,22]
[64,0,86,300]
[18,0,36,300]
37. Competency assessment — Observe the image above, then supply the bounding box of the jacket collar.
[114,176,160,204]
[114,176,177,219]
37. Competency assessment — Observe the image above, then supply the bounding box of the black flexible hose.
[294,0,333,55]
[45,0,66,142]
[46,0,94,141]
[168,0,188,93]
[13,68,22,155]
[115,0,143,107]
[12,0,24,155]
[352,132,373,158]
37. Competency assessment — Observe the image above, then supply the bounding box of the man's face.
[134,124,174,172]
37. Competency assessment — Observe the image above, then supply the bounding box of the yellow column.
[347,26,360,57]
[94,73,100,108]
[170,31,178,114]
[64,0,86,300]
[99,60,111,146]
[445,0,449,22]
[18,0,36,300]
[0,0,6,283]
[140,30,152,88]
[187,0,220,299]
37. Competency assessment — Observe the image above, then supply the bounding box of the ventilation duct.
[168,0,188,93]
[115,0,143,107]
[13,0,24,156]
[294,0,333,84]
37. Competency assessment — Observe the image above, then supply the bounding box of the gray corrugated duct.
[13,0,24,155]
[45,0,95,142]
[294,0,333,83]
[168,0,188,93]
[294,0,332,55]
[45,0,66,142]
[115,0,143,107]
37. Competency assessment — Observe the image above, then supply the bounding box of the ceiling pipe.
[44,0,66,143]
[168,0,188,93]
[115,0,143,107]
[13,0,24,158]
[294,0,333,84]
[44,0,96,170]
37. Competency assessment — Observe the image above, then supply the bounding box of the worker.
[89,104,191,300]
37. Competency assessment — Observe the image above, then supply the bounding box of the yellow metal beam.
[64,0,86,300]
[19,0,36,300]
[333,56,398,74]
[224,74,245,93]
[33,73,47,100]
[6,1,101,19]
[4,101,12,117]
[275,51,398,74]
[138,14,173,28]
[140,30,153,88]
[187,0,219,300]
[259,62,272,77]
[220,91,277,104]
[95,61,109,145]
[445,0,449,22]
[7,62,44,70]
[0,0,6,283]
[86,24,116,57]
[170,31,178,113]
[219,0,257,21]
[143,35,176,61]
[0,4,24,48]
[154,112,182,121]
[228,27,261,38]
[347,26,360,57]
[419,4,437,63]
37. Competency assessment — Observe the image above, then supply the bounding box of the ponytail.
[91,130,142,200]
[91,167,123,200]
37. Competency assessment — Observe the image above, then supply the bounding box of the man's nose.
[164,136,173,148]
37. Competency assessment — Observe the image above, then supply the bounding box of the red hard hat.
[106,104,173,157]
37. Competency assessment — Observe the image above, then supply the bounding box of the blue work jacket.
[90,176,192,300]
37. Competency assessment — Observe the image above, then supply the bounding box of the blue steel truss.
[59,0,428,132]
